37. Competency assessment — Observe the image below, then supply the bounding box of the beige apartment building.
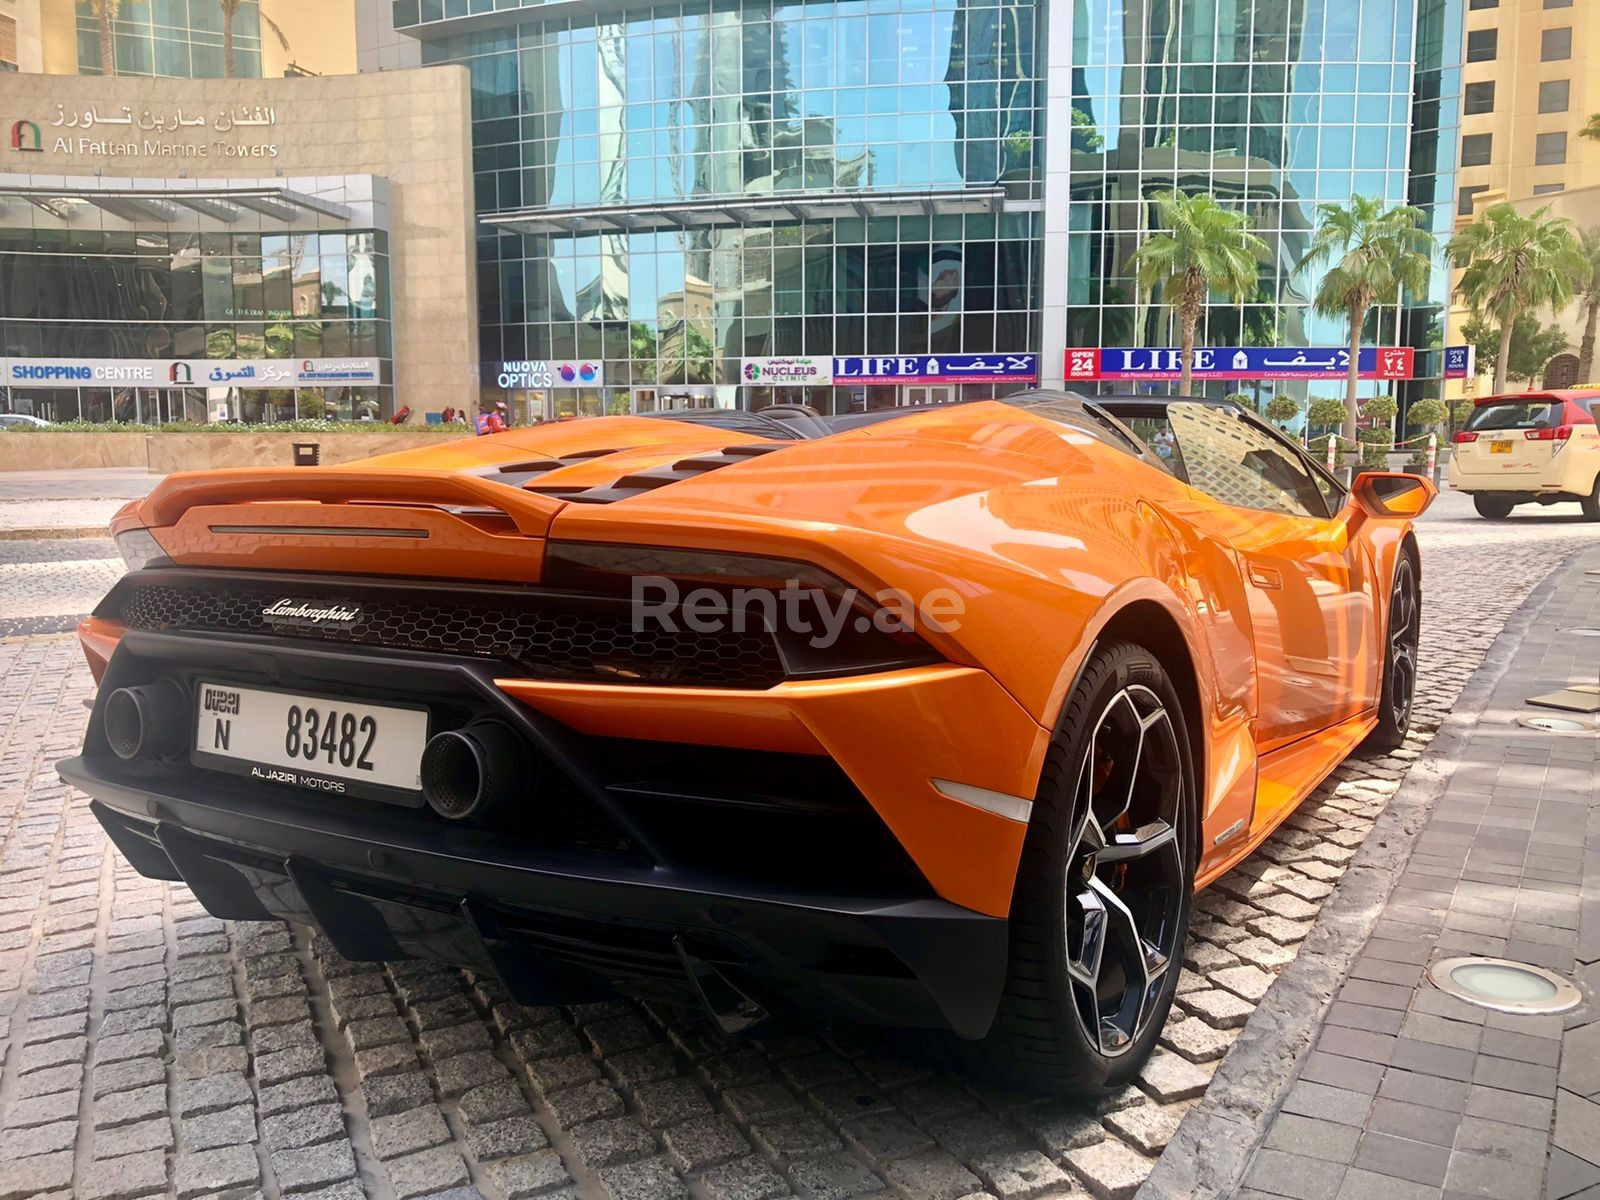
[2,0,352,78]
[1452,0,1599,393]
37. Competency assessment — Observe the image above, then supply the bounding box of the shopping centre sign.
[4,358,379,387]
[1065,347,1420,382]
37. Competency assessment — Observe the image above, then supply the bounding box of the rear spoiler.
[122,468,565,538]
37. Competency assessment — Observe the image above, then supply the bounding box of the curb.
[1136,545,1595,1200]
[0,527,110,542]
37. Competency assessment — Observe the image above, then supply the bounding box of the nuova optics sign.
[7,102,281,161]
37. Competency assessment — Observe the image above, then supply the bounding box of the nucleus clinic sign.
[496,361,604,389]
[742,356,834,385]
[830,354,1038,386]
[1065,347,1416,382]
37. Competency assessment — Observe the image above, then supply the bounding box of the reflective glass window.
[1539,79,1569,112]
[1463,81,1494,113]
[1541,28,1571,61]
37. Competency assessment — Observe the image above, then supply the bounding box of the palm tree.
[1130,190,1268,397]
[91,0,119,75]
[221,0,289,77]
[1299,197,1436,443]
[1576,226,1600,383]
[1447,203,1588,395]
[1582,113,1600,143]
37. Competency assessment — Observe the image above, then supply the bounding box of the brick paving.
[1231,543,1600,1200]
[0,490,1596,1200]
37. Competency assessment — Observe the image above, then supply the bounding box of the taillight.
[1454,431,1478,444]
[1524,425,1573,441]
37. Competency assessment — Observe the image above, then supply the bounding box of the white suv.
[1448,390,1600,519]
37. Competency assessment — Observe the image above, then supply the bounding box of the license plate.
[192,681,429,803]
[1490,441,1514,454]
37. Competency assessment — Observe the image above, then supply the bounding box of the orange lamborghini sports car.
[61,393,1433,1092]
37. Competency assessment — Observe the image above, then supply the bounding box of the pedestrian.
[475,401,509,436]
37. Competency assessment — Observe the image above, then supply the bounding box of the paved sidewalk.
[1232,547,1600,1200]
[0,469,161,534]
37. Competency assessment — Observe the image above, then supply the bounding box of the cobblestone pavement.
[0,490,1596,1200]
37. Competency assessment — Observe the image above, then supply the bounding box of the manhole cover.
[1427,957,1581,1014]
[1517,714,1593,733]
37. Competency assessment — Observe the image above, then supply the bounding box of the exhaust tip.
[420,721,527,820]
[104,681,189,761]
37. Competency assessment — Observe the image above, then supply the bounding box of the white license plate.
[192,681,429,801]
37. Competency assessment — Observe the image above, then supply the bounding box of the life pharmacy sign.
[12,102,282,161]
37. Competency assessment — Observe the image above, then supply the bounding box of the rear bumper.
[65,759,1006,1036]
[61,629,1013,1037]
[1448,453,1597,497]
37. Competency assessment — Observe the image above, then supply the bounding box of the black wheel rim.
[1063,684,1186,1058]
[1388,558,1418,731]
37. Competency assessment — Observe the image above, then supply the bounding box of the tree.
[1131,191,1268,397]
[1265,394,1300,425]
[1307,397,1348,431]
[1265,394,1300,423]
[221,0,289,78]
[1576,226,1600,382]
[1583,113,1600,143]
[1224,391,1253,413]
[1365,394,1398,426]
[1462,313,1571,386]
[1406,397,1448,433]
[1403,396,1448,469]
[1448,203,1587,394]
[1299,196,1436,444]
[90,0,119,75]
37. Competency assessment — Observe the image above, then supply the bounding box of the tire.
[1473,495,1515,519]
[925,640,1197,1095]
[1363,550,1419,753]
[1581,476,1600,522]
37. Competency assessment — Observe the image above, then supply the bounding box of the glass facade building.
[399,0,1460,416]
[1058,0,1462,412]
[74,0,267,79]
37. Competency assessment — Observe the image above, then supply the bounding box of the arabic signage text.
[742,356,834,385]
[9,103,281,160]
[4,358,379,388]
[1065,347,1415,381]
[496,361,605,389]
[832,354,1038,386]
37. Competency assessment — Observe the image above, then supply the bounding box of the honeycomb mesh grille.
[117,584,786,688]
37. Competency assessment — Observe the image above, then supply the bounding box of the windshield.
[1465,400,1562,432]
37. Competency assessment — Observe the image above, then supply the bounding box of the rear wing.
[123,467,565,538]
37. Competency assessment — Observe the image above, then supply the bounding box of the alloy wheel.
[1063,684,1187,1057]
[1388,558,1419,731]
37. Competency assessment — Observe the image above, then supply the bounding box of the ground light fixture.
[1515,713,1594,733]
[1426,957,1582,1015]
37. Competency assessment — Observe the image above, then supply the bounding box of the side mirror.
[1349,471,1437,520]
